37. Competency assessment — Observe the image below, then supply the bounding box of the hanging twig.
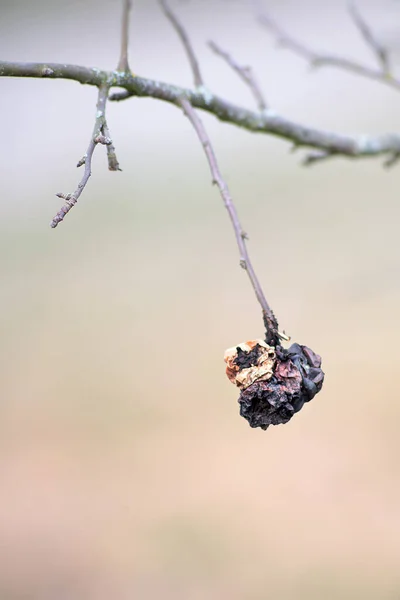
[178,96,280,345]
[161,0,279,341]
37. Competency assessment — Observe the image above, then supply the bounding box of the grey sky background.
[1,1,400,599]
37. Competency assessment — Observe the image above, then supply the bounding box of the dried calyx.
[224,339,324,430]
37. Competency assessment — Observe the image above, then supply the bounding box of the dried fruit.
[224,340,324,430]
[224,340,275,389]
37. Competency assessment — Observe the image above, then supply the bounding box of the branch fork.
[50,83,120,228]
[50,0,132,227]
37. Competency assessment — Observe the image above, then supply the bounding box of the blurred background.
[1,0,400,598]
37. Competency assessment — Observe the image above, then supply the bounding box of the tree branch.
[348,1,390,74]
[159,0,204,88]
[51,83,119,228]
[117,0,132,73]
[208,40,267,111]
[257,8,399,91]
[2,60,400,164]
[178,96,280,345]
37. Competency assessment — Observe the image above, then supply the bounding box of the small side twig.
[257,8,400,91]
[117,0,132,73]
[159,0,204,88]
[103,121,121,172]
[51,83,120,228]
[178,96,280,345]
[208,40,267,111]
[348,1,390,74]
[383,152,400,169]
[302,150,337,166]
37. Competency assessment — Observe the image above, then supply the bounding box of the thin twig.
[103,121,121,171]
[348,1,390,74]
[51,83,120,228]
[2,61,400,162]
[159,0,204,88]
[208,40,267,111]
[302,151,337,166]
[257,11,400,91]
[383,152,400,169]
[117,0,132,73]
[178,95,280,345]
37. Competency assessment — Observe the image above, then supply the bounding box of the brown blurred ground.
[1,0,400,598]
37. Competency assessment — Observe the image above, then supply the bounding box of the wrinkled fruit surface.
[224,340,324,430]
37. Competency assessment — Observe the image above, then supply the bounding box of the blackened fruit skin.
[234,344,263,370]
[238,343,324,430]
[239,379,295,430]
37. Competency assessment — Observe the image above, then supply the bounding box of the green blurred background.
[1,0,400,598]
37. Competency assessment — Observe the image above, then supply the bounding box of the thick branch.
[2,60,400,162]
[178,96,280,344]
